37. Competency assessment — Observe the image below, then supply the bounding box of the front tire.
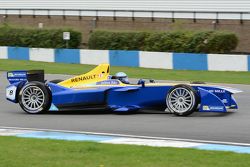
[18,82,51,114]
[166,84,199,116]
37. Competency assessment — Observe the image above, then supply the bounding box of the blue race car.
[6,64,242,116]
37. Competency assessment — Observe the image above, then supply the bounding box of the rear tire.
[18,82,51,114]
[166,84,199,116]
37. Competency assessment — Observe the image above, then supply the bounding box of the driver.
[114,72,129,84]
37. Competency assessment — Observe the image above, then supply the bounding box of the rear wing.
[7,70,44,84]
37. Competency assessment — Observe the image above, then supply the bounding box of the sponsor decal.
[70,73,105,83]
[8,72,26,78]
[6,86,17,101]
[202,105,210,111]
[96,80,120,85]
[71,74,97,82]
[7,73,14,77]
[222,99,228,103]
[14,73,26,77]
[208,89,225,93]
[9,78,26,81]
[98,74,104,78]
[209,106,224,111]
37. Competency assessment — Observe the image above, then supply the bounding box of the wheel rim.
[167,87,195,114]
[21,86,45,113]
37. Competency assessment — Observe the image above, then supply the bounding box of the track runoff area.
[1,127,250,154]
[1,72,250,154]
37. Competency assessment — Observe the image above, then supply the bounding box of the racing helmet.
[115,72,129,84]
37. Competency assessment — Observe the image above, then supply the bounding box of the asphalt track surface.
[1,72,250,144]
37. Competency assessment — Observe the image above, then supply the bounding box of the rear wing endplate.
[7,70,44,84]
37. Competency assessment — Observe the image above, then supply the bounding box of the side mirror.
[137,79,145,87]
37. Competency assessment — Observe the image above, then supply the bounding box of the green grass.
[0,136,250,167]
[0,59,250,84]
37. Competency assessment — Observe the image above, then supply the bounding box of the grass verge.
[0,136,250,167]
[0,59,250,84]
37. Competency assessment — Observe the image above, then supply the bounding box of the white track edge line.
[1,126,250,147]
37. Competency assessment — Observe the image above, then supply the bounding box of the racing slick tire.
[18,82,51,114]
[166,84,199,116]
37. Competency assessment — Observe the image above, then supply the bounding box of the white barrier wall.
[208,54,248,71]
[30,48,54,62]
[139,51,173,69]
[80,49,109,65]
[0,46,7,59]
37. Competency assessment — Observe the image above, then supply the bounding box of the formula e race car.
[6,64,242,116]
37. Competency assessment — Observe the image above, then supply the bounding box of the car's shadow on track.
[39,110,236,117]
[186,112,235,117]
[46,110,112,115]
[136,110,235,117]
[136,111,235,117]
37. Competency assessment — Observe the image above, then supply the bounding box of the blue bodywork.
[6,70,241,114]
[48,83,239,113]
